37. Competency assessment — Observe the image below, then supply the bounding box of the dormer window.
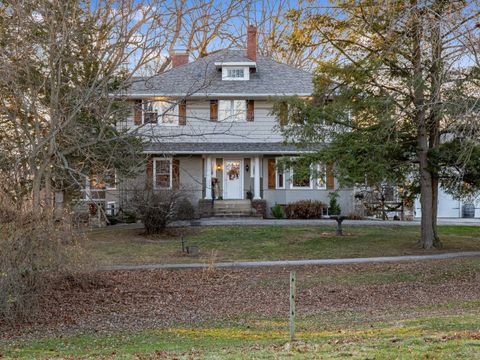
[227,68,245,78]
[221,66,250,80]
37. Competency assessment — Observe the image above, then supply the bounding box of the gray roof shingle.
[144,142,320,154]
[127,50,313,98]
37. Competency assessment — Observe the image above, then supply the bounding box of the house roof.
[144,142,320,154]
[126,50,314,98]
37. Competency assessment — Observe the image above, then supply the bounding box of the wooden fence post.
[290,271,296,341]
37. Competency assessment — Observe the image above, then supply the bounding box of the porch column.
[205,155,212,199]
[254,156,261,199]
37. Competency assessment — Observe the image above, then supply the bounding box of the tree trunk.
[428,0,445,249]
[412,3,435,249]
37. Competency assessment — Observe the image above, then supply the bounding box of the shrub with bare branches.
[0,196,88,323]
[132,190,191,235]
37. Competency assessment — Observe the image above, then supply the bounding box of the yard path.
[109,217,480,231]
[102,251,480,271]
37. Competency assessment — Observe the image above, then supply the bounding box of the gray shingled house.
[92,26,355,218]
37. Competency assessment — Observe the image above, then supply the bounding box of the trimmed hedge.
[284,200,326,219]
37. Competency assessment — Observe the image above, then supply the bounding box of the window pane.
[292,163,310,187]
[143,101,158,124]
[233,100,246,121]
[155,159,171,188]
[278,173,284,188]
[155,101,178,125]
[218,100,230,121]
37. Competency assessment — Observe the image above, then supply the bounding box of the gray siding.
[127,99,283,143]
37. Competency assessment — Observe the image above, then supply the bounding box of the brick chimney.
[247,25,257,61]
[171,49,189,68]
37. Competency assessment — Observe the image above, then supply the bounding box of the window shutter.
[326,164,335,190]
[172,159,180,190]
[246,100,254,121]
[210,100,218,121]
[279,102,288,126]
[146,157,153,189]
[134,99,142,125]
[267,159,276,189]
[179,100,186,126]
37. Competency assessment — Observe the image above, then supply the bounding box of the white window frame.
[107,201,116,216]
[289,161,314,190]
[222,66,249,80]
[153,157,173,190]
[218,100,246,122]
[142,100,179,126]
[275,158,285,189]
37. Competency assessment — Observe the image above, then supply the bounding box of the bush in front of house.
[328,192,342,216]
[271,204,285,219]
[131,190,191,234]
[175,197,195,220]
[284,200,326,219]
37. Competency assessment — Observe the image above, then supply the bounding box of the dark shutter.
[246,100,254,121]
[210,100,218,121]
[267,159,276,189]
[172,159,180,190]
[179,100,186,126]
[279,102,288,126]
[134,99,142,125]
[146,157,153,189]
[326,164,335,190]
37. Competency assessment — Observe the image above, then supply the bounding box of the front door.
[223,159,243,199]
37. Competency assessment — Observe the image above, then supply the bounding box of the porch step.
[212,200,255,217]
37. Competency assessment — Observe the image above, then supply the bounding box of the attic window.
[227,68,244,78]
[222,66,249,80]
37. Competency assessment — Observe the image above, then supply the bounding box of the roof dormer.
[215,61,256,81]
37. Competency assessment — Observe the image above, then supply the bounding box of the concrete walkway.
[102,251,480,271]
[109,217,480,231]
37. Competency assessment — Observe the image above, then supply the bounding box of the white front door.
[223,159,243,199]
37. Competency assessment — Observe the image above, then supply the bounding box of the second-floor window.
[218,100,246,122]
[143,100,178,125]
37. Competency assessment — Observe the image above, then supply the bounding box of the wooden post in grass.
[289,271,296,341]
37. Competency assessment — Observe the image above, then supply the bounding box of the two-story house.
[104,26,354,218]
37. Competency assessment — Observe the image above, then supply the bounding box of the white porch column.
[205,155,212,199]
[254,156,261,199]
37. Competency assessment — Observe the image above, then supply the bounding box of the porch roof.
[144,142,321,154]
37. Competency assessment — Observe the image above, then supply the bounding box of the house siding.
[127,99,283,143]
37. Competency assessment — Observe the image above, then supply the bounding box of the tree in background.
[275,0,480,248]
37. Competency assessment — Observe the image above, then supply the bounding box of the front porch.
[202,155,263,201]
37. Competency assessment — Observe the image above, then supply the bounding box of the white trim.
[253,156,261,199]
[153,157,173,190]
[223,158,244,199]
[275,158,285,190]
[214,61,257,67]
